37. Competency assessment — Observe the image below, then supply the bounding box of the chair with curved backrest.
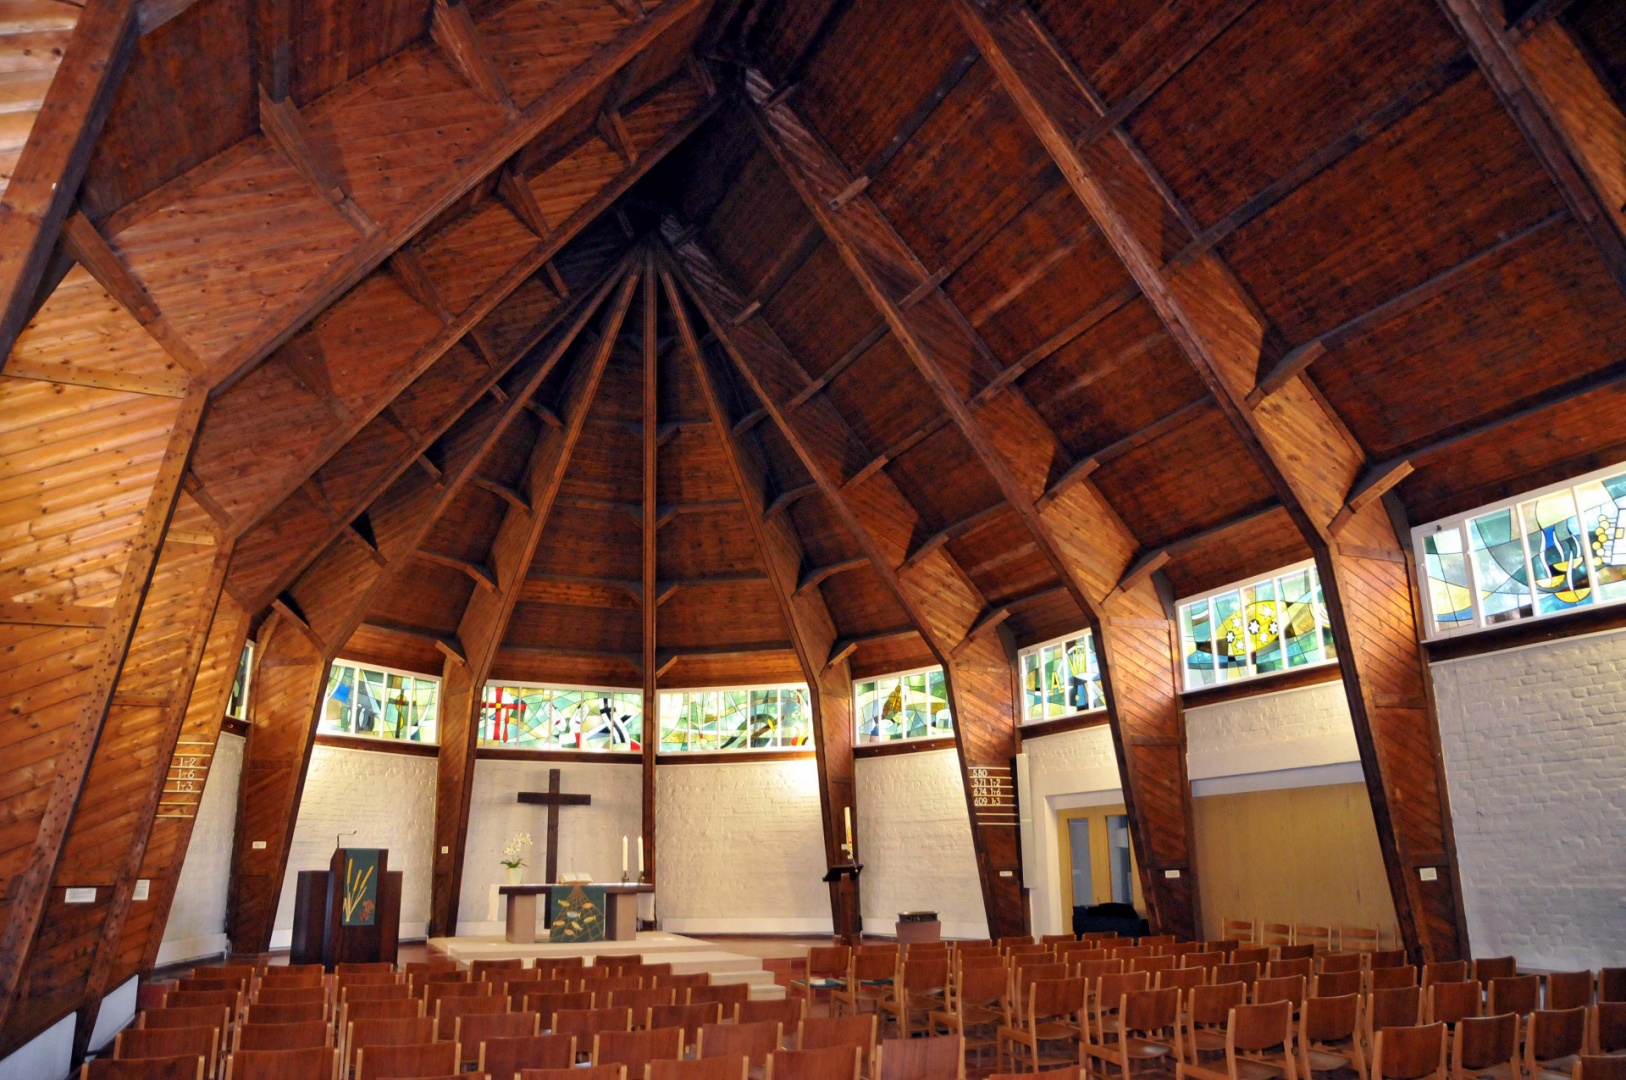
[762,1045,861,1080]
[114,1027,219,1080]
[342,982,412,1003]
[1575,1059,1626,1080]
[82,1057,205,1080]
[1425,981,1482,1027]
[1371,968,1419,993]
[1269,959,1314,983]
[879,955,950,1039]
[1115,946,1157,963]
[471,958,523,978]
[1373,1023,1448,1080]
[1593,1001,1626,1055]
[1296,926,1333,953]
[594,1027,684,1077]
[222,1046,334,1080]
[455,1011,539,1068]
[346,1015,436,1077]
[1321,954,1364,975]
[1254,976,1306,1011]
[1548,972,1594,1012]
[647,1058,749,1080]
[790,947,851,1004]
[1368,986,1424,1050]
[739,998,804,1049]
[1133,956,1178,976]
[233,1019,328,1052]
[1526,1008,1589,1080]
[930,964,1009,1069]
[1278,946,1318,963]
[831,949,896,1018]
[1473,958,1517,984]
[535,958,586,980]
[1299,993,1366,1080]
[1215,963,1261,992]
[507,978,569,1009]
[1315,971,1364,999]
[1450,1013,1519,1080]
[354,1041,458,1080]
[610,987,678,1028]
[139,1006,230,1037]
[554,1007,634,1052]
[1184,982,1248,1066]
[797,1014,877,1071]
[422,981,490,1018]
[1000,936,1036,950]
[340,995,423,1042]
[995,975,1086,1074]
[1422,964,1468,991]
[1603,972,1626,1005]
[1221,918,1256,944]
[690,984,750,1016]
[1490,976,1541,1018]
[1084,987,1183,1080]
[243,1001,324,1027]
[648,1003,724,1046]
[1262,924,1293,949]
[162,989,242,1020]
[656,973,711,996]
[337,962,396,976]
[251,986,325,1013]
[695,1019,780,1071]
[1160,967,1207,996]
[487,966,542,986]
[526,989,595,1021]
[519,1066,625,1080]
[1175,998,1296,1080]
[1230,948,1271,969]
[1342,927,1382,955]
[874,1034,964,1080]
[477,1033,576,1077]
[1181,953,1225,979]
[1368,951,1406,970]
[1092,971,1153,1042]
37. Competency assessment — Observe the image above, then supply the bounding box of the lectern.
[289,847,402,968]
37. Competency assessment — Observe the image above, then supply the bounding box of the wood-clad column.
[640,251,659,892]
[740,76,1202,937]
[661,259,861,940]
[957,1,1467,960]
[667,228,1027,938]
[428,266,636,935]
[229,267,626,954]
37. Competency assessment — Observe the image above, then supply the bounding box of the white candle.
[638,835,645,873]
[622,835,628,873]
[844,806,853,847]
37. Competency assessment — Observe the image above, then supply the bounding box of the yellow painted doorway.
[1057,803,1145,915]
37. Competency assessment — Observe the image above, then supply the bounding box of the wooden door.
[1058,804,1144,915]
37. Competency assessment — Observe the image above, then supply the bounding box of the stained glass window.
[226,642,254,720]
[1414,461,1626,639]
[1019,631,1106,723]
[479,684,641,751]
[854,666,953,744]
[320,659,438,743]
[1176,561,1337,691]
[657,684,811,752]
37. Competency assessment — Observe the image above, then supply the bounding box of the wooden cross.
[516,769,590,883]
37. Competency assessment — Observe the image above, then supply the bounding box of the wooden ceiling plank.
[225,256,633,956]
[429,0,519,119]
[641,249,659,891]
[0,0,139,368]
[389,247,455,324]
[258,87,376,235]
[427,263,637,935]
[795,556,869,596]
[471,474,533,514]
[415,548,499,592]
[957,0,1470,961]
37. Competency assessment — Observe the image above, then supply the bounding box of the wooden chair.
[1315,971,1364,999]
[477,1033,576,1077]
[1160,967,1208,996]
[242,1002,323,1026]
[471,958,524,977]
[1489,975,1541,1017]
[691,984,750,1014]
[1114,946,1157,962]
[1043,934,1079,946]
[354,1041,458,1080]
[178,978,248,996]
[1174,999,1297,1080]
[696,1019,780,1071]
[341,982,412,1003]
[611,987,678,1027]
[1268,959,1314,983]
[345,1015,435,1076]
[535,959,586,980]
[1422,964,1468,990]
[422,981,490,1017]
[455,1011,539,1068]
[763,1045,861,1080]
[594,1027,685,1076]
[139,1006,231,1035]
[587,977,648,997]
[1164,943,1205,958]
[796,1014,877,1072]
[1602,972,1626,1005]
[996,975,1086,1073]
[526,989,595,1020]
[1091,972,1152,1041]
[1450,1013,1518,1080]
[1083,987,1183,1080]
[1575,1059,1626,1080]
[1277,946,1318,963]
[337,963,397,975]
[1549,972,1594,1011]
[1473,958,1518,983]
[1254,976,1306,1010]
[1262,924,1293,949]
[1371,1023,1447,1080]
[1298,993,1366,1080]
[1367,987,1423,1050]
[1000,937,1037,949]
[600,955,645,971]
[1424,981,1482,1027]
[114,1026,218,1080]
[1139,936,1176,947]
[658,973,713,994]
[647,1059,749,1080]
[485,966,543,985]
[790,947,851,1003]
[1214,963,1260,992]
[508,978,570,1008]
[163,990,242,1018]
[434,993,506,1040]
[1342,927,1382,955]
[1132,956,1177,976]
[874,1034,964,1080]
[832,950,896,1018]
[555,1007,635,1048]
[1592,1001,1626,1054]
[1371,968,1419,993]
[632,964,675,981]
[1221,919,1256,944]
[1321,954,1365,975]
[232,1020,328,1052]
[1525,1008,1589,1080]
[1181,953,1225,978]
[649,1003,724,1045]
[1369,951,1408,971]
[879,955,950,1038]
[1230,948,1272,969]
[1183,982,1248,1066]
[519,1067,625,1080]
[987,1071,1080,1080]
[739,998,805,1044]
[340,997,423,1036]
[402,961,460,981]
[222,1046,334,1080]
[1296,926,1333,953]
[83,1058,204,1080]
[930,964,1009,1069]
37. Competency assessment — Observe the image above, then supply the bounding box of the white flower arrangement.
[500,831,533,869]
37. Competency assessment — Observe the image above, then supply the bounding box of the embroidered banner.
[341,849,381,926]
[548,884,607,942]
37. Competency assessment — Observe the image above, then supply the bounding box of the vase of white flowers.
[500,832,532,885]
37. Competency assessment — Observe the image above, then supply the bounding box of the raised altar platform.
[425,930,786,1000]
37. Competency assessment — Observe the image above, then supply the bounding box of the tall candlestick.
[844,806,853,847]
[638,835,645,873]
[622,835,628,874]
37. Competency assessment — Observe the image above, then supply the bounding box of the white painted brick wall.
[159,732,243,966]
[1185,678,1359,780]
[458,757,642,936]
[1021,723,1120,935]
[656,758,832,934]
[855,749,988,939]
[271,745,437,947]
[1433,628,1626,967]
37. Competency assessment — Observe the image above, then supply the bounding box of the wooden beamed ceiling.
[2,0,1626,1050]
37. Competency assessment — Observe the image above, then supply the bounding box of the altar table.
[498,882,655,943]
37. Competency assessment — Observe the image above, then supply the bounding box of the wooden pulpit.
[289,847,402,969]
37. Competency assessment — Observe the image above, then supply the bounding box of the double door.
[1058,803,1142,913]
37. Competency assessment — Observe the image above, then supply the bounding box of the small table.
[498,883,655,944]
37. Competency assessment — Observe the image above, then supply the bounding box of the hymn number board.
[157,740,212,819]
[969,765,1016,827]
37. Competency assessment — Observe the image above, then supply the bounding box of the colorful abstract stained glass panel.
[1278,569,1320,667]
[1521,491,1592,615]
[1466,510,1529,626]
[1424,528,1475,630]
[1211,590,1247,681]
[1181,600,1218,687]
[1245,578,1282,673]
[1575,475,1626,603]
